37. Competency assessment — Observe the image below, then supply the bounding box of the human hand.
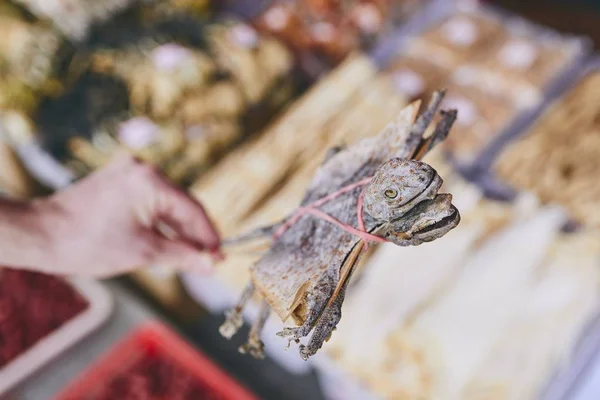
[35,153,222,278]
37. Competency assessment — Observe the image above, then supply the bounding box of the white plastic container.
[0,278,114,396]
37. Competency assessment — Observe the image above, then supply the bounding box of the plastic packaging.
[373,0,590,173]
[490,59,600,399]
[483,57,600,175]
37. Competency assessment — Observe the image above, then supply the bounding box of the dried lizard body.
[220,90,460,360]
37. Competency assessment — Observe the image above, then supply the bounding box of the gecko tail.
[221,222,283,247]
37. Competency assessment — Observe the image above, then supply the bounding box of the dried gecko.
[220,90,460,360]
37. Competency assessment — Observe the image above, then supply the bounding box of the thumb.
[152,180,221,252]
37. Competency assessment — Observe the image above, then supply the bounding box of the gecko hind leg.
[405,89,446,153]
[239,300,271,359]
[276,273,335,348]
[219,280,254,339]
[413,108,458,160]
[299,274,351,361]
[322,145,346,165]
[428,109,458,151]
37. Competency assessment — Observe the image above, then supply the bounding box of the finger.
[153,238,216,274]
[104,150,139,173]
[153,222,224,262]
[152,179,221,251]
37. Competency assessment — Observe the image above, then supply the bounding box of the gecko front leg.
[239,300,271,359]
[299,269,351,361]
[219,280,255,339]
[276,271,335,347]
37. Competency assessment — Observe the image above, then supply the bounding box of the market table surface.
[8,279,325,400]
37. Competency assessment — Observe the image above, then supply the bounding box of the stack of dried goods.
[496,71,600,229]
[391,5,584,163]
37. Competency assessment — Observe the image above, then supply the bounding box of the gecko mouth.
[413,206,460,235]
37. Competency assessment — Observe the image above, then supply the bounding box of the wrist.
[30,194,62,235]
[0,196,63,272]
[30,195,70,268]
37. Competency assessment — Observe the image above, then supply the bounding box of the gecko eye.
[384,188,398,199]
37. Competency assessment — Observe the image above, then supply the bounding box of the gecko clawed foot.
[282,336,300,351]
[299,344,312,361]
[239,337,266,359]
[238,300,270,359]
[219,281,256,339]
[276,325,312,349]
[219,308,244,339]
[278,326,319,359]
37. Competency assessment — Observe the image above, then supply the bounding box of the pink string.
[273,177,389,250]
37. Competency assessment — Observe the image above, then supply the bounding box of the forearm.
[0,198,55,272]
[0,153,221,277]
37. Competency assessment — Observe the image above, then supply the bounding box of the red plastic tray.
[55,322,258,400]
[0,276,113,396]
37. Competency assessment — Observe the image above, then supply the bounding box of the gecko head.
[363,158,443,221]
[382,193,460,246]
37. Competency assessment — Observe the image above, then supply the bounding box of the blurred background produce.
[2,0,600,399]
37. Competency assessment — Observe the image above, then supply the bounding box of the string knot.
[273,177,389,250]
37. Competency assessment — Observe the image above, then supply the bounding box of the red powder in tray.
[57,323,258,400]
[94,353,224,400]
[0,268,89,367]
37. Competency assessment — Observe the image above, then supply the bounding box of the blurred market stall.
[2,0,600,399]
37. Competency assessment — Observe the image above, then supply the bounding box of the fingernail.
[210,248,225,261]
